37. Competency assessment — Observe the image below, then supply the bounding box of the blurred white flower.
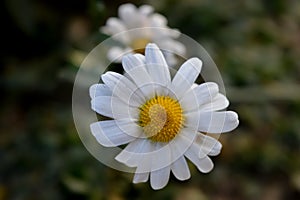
[101,3,186,66]
[90,44,239,190]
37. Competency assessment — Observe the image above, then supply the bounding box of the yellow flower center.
[139,96,184,142]
[131,38,151,54]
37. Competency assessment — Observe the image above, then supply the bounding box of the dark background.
[1,0,300,199]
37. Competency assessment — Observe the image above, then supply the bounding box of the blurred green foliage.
[1,0,300,199]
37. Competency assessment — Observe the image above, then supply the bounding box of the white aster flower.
[90,43,239,190]
[101,3,185,66]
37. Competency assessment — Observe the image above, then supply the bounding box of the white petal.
[145,43,171,95]
[207,142,222,156]
[91,96,139,119]
[125,142,172,173]
[185,145,214,173]
[133,141,154,173]
[118,141,171,173]
[90,120,137,147]
[194,82,219,102]
[169,128,197,161]
[180,82,219,111]
[118,3,137,18]
[102,17,126,33]
[139,5,154,15]
[171,156,191,181]
[89,84,111,99]
[115,139,152,167]
[151,143,171,172]
[95,119,142,138]
[152,26,181,38]
[133,53,146,63]
[118,3,141,28]
[122,54,156,98]
[101,71,122,89]
[199,93,229,112]
[191,83,198,89]
[133,172,149,183]
[163,52,178,67]
[122,53,146,69]
[185,111,239,133]
[117,128,196,174]
[145,43,169,69]
[101,17,127,37]
[159,39,186,55]
[107,47,130,62]
[177,89,197,112]
[149,13,167,27]
[150,166,171,190]
[101,71,145,106]
[171,58,202,99]
[196,133,222,156]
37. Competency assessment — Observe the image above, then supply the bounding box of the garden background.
[1,0,300,199]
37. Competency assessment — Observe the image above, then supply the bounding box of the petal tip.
[199,160,214,173]
[119,3,136,11]
[151,184,167,190]
[121,54,131,64]
[228,111,239,121]
[189,57,203,72]
[146,43,159,50]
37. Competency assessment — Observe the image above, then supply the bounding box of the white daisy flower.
[90,43,239,190]
[101,3,185,66]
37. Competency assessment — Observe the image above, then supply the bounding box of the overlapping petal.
[102,71,145,106]
[171,57,202,99]
[145,44,171,87]
[185,111,239,133]
[122,54,156,98]
[90,119,141,147]
[91,96,139,120]
[171,156,191,181]
[89,84,112,99]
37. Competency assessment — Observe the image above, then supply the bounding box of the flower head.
[90,43,239,190]
[101,3,185,66]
